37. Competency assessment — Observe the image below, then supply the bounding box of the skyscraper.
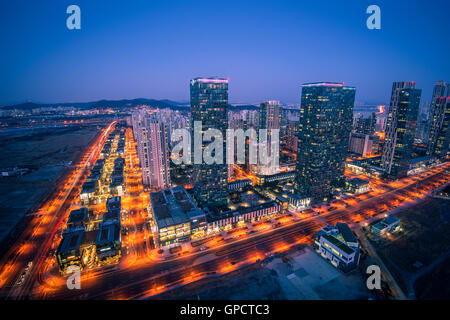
[259,100,281,131]
[381,82,421,178]
[354,112,377,135]
[258,100,281,175]
[294,82,355,203]
[427,81,450,158]
[286,116,299,153]
[132,110,171,189]
[190,77,229,207]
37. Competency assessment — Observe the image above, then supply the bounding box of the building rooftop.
[150,186,203,229]
[276,196,289,203]
[409,155,435,165]
[337,222,358,243]
[317,223,358,255]
[106,196,121,211]
[303,82,344,87]
[57,228,84,254]
[383,215,400,225]
[96,222,120,245]
[81,230,98,246]
[346,177,370,186]
[206,200,279,223]
[191,77,229,84]
[114,157,125,166]
[322,233,355,255]
[302,82,356,89]
[103,210,120,223]
[67,207,87,226]
[110,176,124,187]
[228,179,252,186]
[81,180,95,194]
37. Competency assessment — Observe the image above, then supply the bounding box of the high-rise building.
[259,100,281,131]
[257,100,281,175]
[381,82,421,177]
[348,132,380,157]
[294,82,355,203]
[132,110,171,189]
[427,81,450,158]
[286,116,299,153]
[190,77,229,207]
[353,112,377,135]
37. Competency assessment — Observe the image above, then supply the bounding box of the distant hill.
[0,99,186,111]
[229,104,259,111]
[1,99,259,112]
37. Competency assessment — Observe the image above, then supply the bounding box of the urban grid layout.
[0,1,449,304]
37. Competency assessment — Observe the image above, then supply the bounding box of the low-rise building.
[103,210,120,225]
[149,186,206,248]
[228,179,252,192]
[205,200,280,233]
[314,223,360,272]
[275,196,289,213]
[66,207,88,230]
[80,181,95,203]
[96,221,121,265]
[1,167,30,177]
[288,194,312,212]
[255,171,296,185]
[407,155,437,175]
[106,196,121,213]
[345,177,370,194]
[371,215,400,236]
[56,227,84,273]
[110,177,124,196]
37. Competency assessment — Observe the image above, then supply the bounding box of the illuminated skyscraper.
[381,82,421,177]
[354,112,377,135]
[257,100,281,175]
[190,77,229,207]
[132,110,171,189]
[294,82,355,202]
[427,81,450,158]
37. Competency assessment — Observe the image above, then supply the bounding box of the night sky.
[1,0,449,106]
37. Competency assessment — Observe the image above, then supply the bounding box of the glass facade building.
[258,100,281,175]
[190,77,229,207]
[427,81,450,159]
[382,82,421,178]
[294,82,355,203]
[131,110,171,189]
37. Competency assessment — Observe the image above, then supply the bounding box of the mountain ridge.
[0,98,260,111]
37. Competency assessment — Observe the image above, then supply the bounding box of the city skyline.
[1,0,450,305]
[1,0,449,106]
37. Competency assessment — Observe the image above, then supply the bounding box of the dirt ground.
[0,125,98,243]
[372,197,450,298]
[414,255,450,299]
[153,246,371,300]
[377,198,450,272]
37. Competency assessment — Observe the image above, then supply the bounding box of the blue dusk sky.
[0,0,449,106]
